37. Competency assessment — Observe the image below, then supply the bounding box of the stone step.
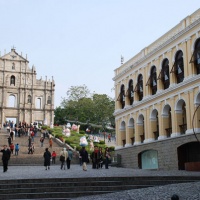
[0,176,199,199]
[0,130,79,165]
[0,184,149,193]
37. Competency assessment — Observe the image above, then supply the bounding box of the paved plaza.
[1,164,200,200]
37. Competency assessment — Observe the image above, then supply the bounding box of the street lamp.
[102,121,106,143]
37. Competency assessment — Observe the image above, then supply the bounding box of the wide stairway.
[0,176,200,199]
[0,128,78,165]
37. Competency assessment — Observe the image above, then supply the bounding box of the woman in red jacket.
[51,151,57,164]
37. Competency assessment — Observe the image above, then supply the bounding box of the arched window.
[36,98,42,109]
[172,51,184,83]
[126,80,134,105]
[9,95,15,107]
[167,107,172,137]
[181,102,187,134]
[27,95,32,103]
[117,84,125,109]
[137,74,143,101]
[158,59,170,89]
[151,67,157,95]
[10,75,15,86]
[190,38,200,74]
[146,66,157,95]
[12,63,15,70]
[47,96,51,104]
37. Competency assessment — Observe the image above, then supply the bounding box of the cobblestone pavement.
[1,164,200,199]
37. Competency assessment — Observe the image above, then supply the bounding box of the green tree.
[57,85,115,129]
[62,84,90,102]
[54,106,67,125]
[92,94,115,127]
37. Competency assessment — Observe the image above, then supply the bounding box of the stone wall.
[115,133,200,170]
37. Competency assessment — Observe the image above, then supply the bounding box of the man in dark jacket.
[80,147,88,171]
[44,148,51,170]
[0,145,11,172]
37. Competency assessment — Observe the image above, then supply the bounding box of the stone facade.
[113,9,200,170]
[0,48,55,126]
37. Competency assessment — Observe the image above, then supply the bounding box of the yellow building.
[113,9,200,170]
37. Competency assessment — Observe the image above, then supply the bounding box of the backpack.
[60,155,65,161]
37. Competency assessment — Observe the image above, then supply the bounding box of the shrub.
[65,138,71,145]
[41,125,48,130]
[99,140,105,145]
[55,133,63,138]
[79,130,85,134]
[109,146,115,152]
[76,146,82,151]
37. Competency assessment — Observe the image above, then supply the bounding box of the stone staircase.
[0,176,200,199]
[0,129,79,165]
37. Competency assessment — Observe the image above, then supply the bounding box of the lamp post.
[102,121,106,143]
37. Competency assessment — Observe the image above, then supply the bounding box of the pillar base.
[171,132,181,137]
[186,128,200,134]
[156,89,163,94]
[134,141,141,145]
[158,135,167,140]
[125,143,132,147]
[115,145,124,150]
[144,138,155,143]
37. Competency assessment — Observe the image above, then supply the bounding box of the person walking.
[28,136,32,149]
[0,145,11,172]
[15,143,20,156]
[79,150,82,166]
[10,130,14,141]
[43,148,51,170]
[28,143,34,154]
[9,143,14,154]
[66,148,73,169]
[40,137,44,147]
[80,147,89,171]
[51,151,57,164]
[91,146,99,169]
[49,138,53,148]
[99,147,104,168]
[60,148,68,170]
[7,136,12,146]
[104,147,110,169]
[30,131,34,142]
[108,134,111,142]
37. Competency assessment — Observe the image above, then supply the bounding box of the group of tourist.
[1,120,53,172]
[1,121,111,174]
[90,146,110,169]
[43,147,73,170]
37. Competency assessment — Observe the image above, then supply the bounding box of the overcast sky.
[0,1,199,107]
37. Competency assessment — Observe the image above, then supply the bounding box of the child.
[9,143,14,154]
[51,151,57,164]
[15,143,20,155]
